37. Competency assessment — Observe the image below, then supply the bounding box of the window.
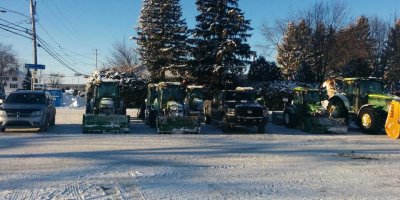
[10,84,18,88]
[12,77,17,81]
[4,77,9,81]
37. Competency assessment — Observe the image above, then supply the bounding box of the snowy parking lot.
[0,109,399,199]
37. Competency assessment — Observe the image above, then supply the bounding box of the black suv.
[203,87,268,133]
[0,90,56,132]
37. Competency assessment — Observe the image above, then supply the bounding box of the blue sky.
[0,0,399,83]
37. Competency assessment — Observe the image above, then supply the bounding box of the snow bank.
[62,90,86,108]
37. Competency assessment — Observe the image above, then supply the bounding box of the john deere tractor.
[283,87,347,133]
[327,77,400,133]
[144,83,159,127]
[185,85,204,117]
[83,79,130,133]
[153,82,201,134]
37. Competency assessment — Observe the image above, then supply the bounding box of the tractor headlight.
[227,108,236,115]
[31,110,43,116]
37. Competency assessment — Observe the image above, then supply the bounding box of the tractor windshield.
[360,80,383,94]
[97,84,117,98]
[162,86,185,103]
[225,91,255,102]
[189,88,203,100]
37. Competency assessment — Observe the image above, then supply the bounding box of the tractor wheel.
[358,107,385,134]
[283,110,297,128]
[327,100,348,120]
[149,111,157,128]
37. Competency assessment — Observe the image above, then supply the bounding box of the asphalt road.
[0,109,399,199]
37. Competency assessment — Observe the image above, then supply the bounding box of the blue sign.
[47,89,63,107]
[25,64,45,69]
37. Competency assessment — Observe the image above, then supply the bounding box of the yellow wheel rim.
[362,113,372,129]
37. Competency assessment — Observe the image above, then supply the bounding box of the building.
[3,70,25,94]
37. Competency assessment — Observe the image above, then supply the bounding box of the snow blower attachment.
[154,82,201,134]
[385,100,400,139]
[83,79,130,133]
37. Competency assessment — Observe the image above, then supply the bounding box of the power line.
[0,26,32,40]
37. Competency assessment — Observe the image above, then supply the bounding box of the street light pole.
[29,0,37,90]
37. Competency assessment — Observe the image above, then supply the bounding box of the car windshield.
[225,91,255,102]
[360,80,384,94]
[5,93,45,104]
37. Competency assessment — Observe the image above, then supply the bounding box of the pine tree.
[136,0,189,81]
[277,20,313,81]
[22,69,32,90]
[191,0,253,88]
[384,20,400,83]
[248,56,282,82]
[335,16,374,76]
[295,61,315,83]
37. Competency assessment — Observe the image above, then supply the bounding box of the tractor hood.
[368,93,400,111]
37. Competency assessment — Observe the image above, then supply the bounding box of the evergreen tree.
[384,20,400,84]
[248,56,282,82]
[277,20,313,81]
[22,69,32,90]
[191,0,253,88]
[136,0,189,81]
[295,61,315,83]
[335,16,374,76]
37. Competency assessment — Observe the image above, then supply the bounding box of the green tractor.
[144,83,159,127]
[283,87,347,133]
[83,79,130,133]
[185,85,204,117]
[154,82,201,134]
[327,77,400,133]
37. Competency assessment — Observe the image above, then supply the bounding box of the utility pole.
[30,0,38,90]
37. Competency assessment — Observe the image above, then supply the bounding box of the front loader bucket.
[301,117,348,134]
[385,101,400,139]
[157,116,201,134]
[82,114,130,133]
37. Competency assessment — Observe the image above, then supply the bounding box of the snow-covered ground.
[0,109,399,199]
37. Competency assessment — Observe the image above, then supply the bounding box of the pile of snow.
[62,90,86,108]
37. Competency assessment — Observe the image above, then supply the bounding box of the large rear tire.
[358,107,385,134]
[327,100,348,119]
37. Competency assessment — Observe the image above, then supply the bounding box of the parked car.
[203,87,268,133]
[0,90,56,132]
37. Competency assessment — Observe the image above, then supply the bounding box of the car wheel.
[49,116,55,126]
[257,124,266,133]
[221,115,231,133]
[40,117,49,132]
[283,110,297,128]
